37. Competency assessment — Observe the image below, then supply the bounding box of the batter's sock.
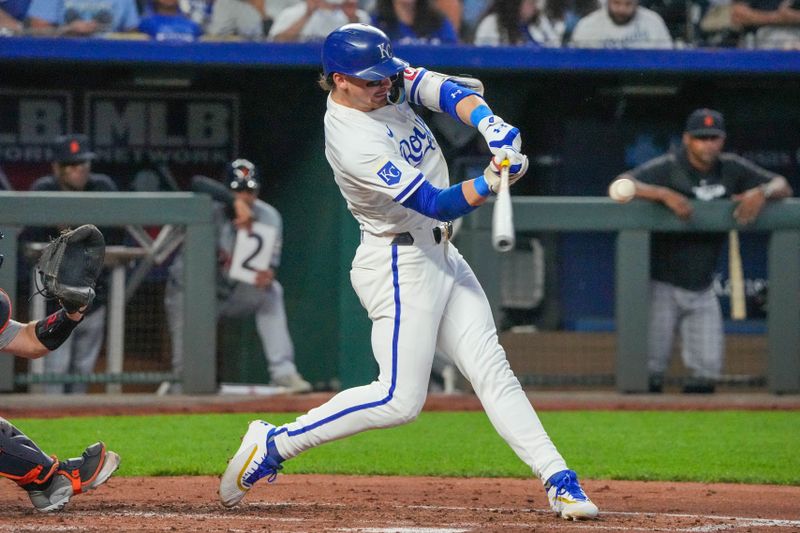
[266,434,284,464]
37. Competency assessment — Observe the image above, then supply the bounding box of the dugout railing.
[458,197,800,394]
[0,192,217,394]
[2,194,798,395]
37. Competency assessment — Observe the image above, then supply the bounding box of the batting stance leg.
[220,242,597,519]
[219,243,446,507]
[271,243,444,457]
[435,248,567,481]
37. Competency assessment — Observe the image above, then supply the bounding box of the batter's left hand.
[484,147,529,192]
[477,115,522,155]
[732,187,767,225]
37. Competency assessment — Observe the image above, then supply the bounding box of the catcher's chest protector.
[0,289,10,333]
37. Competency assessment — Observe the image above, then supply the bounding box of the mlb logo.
[377,161,402,185]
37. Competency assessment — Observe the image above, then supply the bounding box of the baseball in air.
[609,178,636,203]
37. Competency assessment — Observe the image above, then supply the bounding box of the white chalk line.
[1,501,798,532]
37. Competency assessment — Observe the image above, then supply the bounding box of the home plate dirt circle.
[1,474,799,532]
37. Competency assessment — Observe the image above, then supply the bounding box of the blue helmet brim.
[350,57,408,81]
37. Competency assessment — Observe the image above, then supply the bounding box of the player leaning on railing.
[0,227,120,512]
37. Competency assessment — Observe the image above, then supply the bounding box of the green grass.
[14,411,800,485]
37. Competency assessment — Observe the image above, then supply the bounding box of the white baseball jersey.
[324,95,449,235]
[570,6,673,49]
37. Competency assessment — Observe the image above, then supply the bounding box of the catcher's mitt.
[36,224,106,313]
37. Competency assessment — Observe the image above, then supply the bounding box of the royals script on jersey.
[324,95,449,235]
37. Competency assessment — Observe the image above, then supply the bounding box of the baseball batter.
[220,23,598,520]
[0,233,120,513]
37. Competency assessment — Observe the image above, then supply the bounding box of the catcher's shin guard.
[0,417,58,488]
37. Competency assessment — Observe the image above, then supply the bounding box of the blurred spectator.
[570,0,673,47]
[473,0,562,46]
[0,0,30,35]
[268,0,369,42]
[731,0,800,48]
[139,0,204,41]
[544,0,598,43]
[24,134,122,394]
[436,0,463,32]
[461,0,490,39]
[27,0,140,36]
[639,0,691,44]
[208,0,270,39]
[372,0,459,44]
[180,0,213,27]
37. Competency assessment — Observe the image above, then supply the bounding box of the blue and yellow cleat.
[544,469,599,520]
[219,420,283,508]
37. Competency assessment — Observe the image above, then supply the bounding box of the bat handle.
[500,158,510,190]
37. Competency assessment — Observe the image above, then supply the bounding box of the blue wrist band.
[470,105,494,128]
[474,175,492,197]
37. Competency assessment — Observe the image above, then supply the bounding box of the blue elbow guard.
[439,80,478,122]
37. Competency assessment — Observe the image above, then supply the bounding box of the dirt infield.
[1,474,799,532]
[2,391,799,532]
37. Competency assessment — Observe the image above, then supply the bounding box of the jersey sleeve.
[255,202,283,268]
[0,289,23,353]
[350,153,425,203]
[0,288,10,335]
[267,4,301,38]
[723,154,779,193]
[26,0,62,24]
[627,154,673,186]
[332,132,427,203]
[120,0,141,31]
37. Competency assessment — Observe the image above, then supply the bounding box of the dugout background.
[1,43,799,391]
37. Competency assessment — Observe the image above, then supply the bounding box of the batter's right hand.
[477,115,522,155]
[484,147,529,193]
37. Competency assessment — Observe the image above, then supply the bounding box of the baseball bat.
[492,159,514,252]
[729,229,746,320]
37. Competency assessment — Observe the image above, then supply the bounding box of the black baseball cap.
[685,108,726,137]
[53,134,96,164]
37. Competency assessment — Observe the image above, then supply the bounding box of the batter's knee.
[382,391,426,426]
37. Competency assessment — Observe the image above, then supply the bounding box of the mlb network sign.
[85,91,239,164]
[0,90,73,162]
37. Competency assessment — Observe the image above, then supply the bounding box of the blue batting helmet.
[322,24,408,81]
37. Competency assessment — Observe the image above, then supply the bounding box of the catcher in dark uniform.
[0,226,120,512]
[609,108,793,393]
